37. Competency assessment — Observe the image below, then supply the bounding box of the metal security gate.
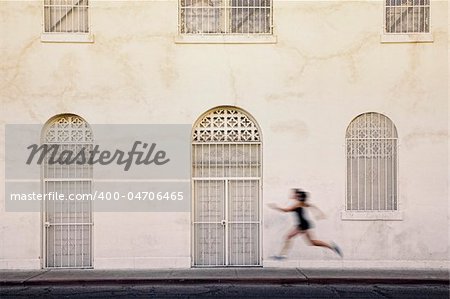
[42,114,93,268]
[192,108,262,267]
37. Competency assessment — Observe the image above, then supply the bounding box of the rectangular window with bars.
[179,0,273,35]
[44,0,89,34]
[385,0,430,34]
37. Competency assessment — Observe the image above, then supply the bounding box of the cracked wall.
[0,0,448,269]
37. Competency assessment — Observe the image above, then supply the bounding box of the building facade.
[0,0,448,269]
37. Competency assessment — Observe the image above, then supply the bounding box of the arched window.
[192,107,262,266]
[42,114,93,268]
[346,112,398,212]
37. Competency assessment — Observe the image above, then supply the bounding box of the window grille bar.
[49,223,92,226]
[378,115,381,210]
[370,113,373,210]
[357,136,359,210]
[391,121,395,210]
[385,117,388,210]
[249,144,252,264]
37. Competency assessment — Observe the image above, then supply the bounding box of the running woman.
[268,189,342,259]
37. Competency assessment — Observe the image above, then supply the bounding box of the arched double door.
[192,107,262,267]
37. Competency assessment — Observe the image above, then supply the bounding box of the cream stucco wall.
[0,0,448,269]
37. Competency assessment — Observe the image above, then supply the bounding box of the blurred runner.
[268,189,342,259]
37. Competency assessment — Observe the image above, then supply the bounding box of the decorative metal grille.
[180,0,272,35]
[44,115,93,143]
[44,0,89,33]
[43,114,93,268]
[193,108,260,143]
[385,0,430,33]
[346,113,398,211]
[192,107,261,267]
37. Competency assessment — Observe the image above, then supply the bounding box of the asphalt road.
[1,283,449,299]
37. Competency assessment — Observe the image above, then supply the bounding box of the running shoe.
[270,255,287,260]
[332,243,343,258]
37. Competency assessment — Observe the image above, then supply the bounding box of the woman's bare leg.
[279,227,302,256]
[303,230,333,250]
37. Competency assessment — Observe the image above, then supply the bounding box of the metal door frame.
[192,177,262,267]
[191,106,263,268]
[41,176,94,269]
[225,177,261,266]
[40,114,94,269]
[192,178,226,267]
[191,145,262,267]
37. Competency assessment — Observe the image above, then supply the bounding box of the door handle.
[44,222,50,228]
[221,220,226,226]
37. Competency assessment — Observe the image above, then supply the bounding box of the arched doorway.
[42,114,93,268]
[192,107,262,266]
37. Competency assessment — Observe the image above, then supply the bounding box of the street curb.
[304,278,449,285]
[1,278,449,286]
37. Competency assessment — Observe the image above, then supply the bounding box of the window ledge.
[41,33,94,43]
[175,34,277,44]
[341,211,403,221]
[380,33,433,43]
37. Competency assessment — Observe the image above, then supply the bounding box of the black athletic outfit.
[294,206,312,231]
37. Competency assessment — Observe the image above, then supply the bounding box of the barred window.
[346,113,398,212]
[179,0,272,35]
[385,0,430,34]
[44,0,89,33]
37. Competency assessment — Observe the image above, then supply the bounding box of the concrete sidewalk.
[1,268,448,286]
